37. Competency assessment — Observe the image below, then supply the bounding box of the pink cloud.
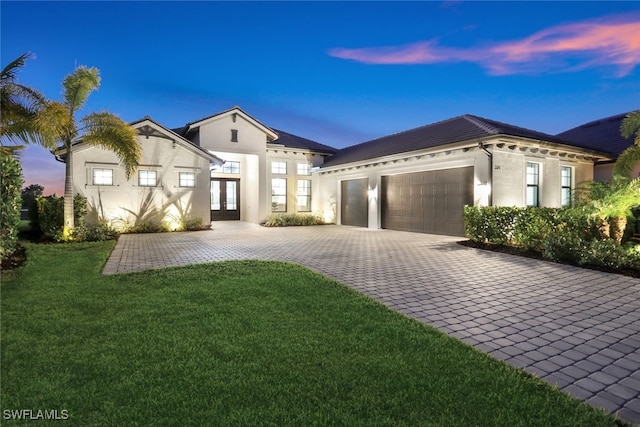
[327,14,640,76]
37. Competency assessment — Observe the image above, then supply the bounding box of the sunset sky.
[2,1,639,195]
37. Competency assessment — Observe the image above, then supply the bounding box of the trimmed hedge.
[0,156,24,261]
[262,213,325,227]
[464,205,639,271]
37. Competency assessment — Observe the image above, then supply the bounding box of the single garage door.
[341,178,368,227]
[381,167,474,236]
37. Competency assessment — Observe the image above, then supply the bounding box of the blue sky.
[2,1,639,195]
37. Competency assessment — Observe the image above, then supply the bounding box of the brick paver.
[104,222,640,424]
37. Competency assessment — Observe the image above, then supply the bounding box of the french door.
[211,178,240,220]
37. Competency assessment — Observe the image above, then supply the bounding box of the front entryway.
[211,178,240,220]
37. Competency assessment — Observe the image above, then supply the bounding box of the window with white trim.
[93,168,113,186]
[179,172,196,188]
[231,129,238,142]
[271,161,287,175]
[561,166,572,207]
[222,161,240,174]
[297,180,311,212]
[526,162,539,207]
[138,170,157,187]
[297,163,311,176]
[272,178,287,212]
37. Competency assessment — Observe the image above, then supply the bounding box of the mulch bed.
[458,240,640,279]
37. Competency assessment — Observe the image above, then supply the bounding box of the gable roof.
[270,128,336,154]
[556,112,633,158]
[321,114,587,168]
[130,117,224,164]
[182,106,279,141]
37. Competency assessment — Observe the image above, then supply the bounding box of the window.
[93,168,113,186]
[222,161,240,174]
[138,170,157,187]
[231,129,238,142]
[272,161,287,175]
[271,178,287,212]
[297,163,311,176]
[179,172,196,188]
[561,166,572,207]
[526,162,539,207]
[297,180,311,212]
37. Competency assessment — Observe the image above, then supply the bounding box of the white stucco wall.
[73,129,213,230]
[492,147,594,207]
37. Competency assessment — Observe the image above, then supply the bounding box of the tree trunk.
[611,216,627,245]
[596,217,610,239]
[63,148,74,237]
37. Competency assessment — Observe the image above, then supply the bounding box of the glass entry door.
[211,178,240,220]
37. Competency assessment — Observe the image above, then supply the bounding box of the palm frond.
[62,66,100,114]
[621,110,640,146]
[0,52,32,84]
[80,112,141,178]
[613,146,640,178]
[0,145,24,158]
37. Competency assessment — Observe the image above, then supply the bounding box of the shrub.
[578,239,629,269]
[1,156,24,262]
[33,195,64,239]
[28,193,113,242]
[263,213,325,227]
[71,221,118,242]
[466,204,639,272]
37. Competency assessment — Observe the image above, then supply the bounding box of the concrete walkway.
[104,222,640,424]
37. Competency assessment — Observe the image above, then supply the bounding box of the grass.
[1,242,626,426]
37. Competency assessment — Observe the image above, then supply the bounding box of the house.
[171,107,337,224]
[315,115,612,236]
[556,113,639,181]
[62,117,224,230]
[65,107,336,230]
[68,107,629,237]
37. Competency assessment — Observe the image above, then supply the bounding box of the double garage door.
[341,167,474,236]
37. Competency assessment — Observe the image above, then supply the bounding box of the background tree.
[615,110,640,178]
[21,183,44,208]
[50,66,141,235]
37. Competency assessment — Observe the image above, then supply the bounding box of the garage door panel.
[341,178,368,227]
[381,167,473,236]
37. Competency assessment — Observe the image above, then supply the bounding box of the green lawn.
[0,241,625,426]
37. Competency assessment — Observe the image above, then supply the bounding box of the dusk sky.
[2,1,639,195]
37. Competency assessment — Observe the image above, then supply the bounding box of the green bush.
[465,205,638,272]
[33,195,64,239]
[0,156,24,261]
[578,239,629,269]
[263,213,325,227]
[464,206,557,250]
[70,220,118,242]
[29,193,112,242]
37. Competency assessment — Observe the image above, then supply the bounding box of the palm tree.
[580,177,640,245]
[0,53,62,156]
[52,66,141,236]
[614,110,640,178]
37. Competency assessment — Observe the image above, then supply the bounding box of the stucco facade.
[70,118,221,230]
[65,108,625,237]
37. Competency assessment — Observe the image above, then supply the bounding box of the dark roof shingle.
[556,112,633,157]
[322,114,575,168]
[270,129,336,154]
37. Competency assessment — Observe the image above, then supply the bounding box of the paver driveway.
[104,222,640,424]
